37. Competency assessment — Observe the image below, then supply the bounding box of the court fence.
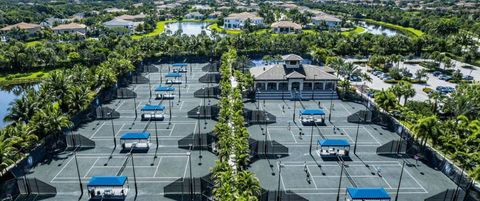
[198,73,220,83]
[346,90,480,200]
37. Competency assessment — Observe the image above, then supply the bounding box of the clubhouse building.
[249,54,338,100]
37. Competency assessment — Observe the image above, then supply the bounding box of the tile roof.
[103,18,135,26]
[115,13,147,21]
[271,21,302,29]
[249,64,338,81]
[312,14,341,22]
[52,23,86,30]
[0,22,41,31]
[225,12,263,20]
[282,54,303,61]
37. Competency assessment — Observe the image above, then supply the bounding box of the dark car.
[432,71,442,77]
[463,75,474,81]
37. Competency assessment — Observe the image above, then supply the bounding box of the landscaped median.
[363,19,425,38]
[211,48,261,200]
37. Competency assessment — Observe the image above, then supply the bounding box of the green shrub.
[422,87,432,94]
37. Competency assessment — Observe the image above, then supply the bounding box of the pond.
[358,21,400,37]
[165,22,212,36]
[0,84,38,128]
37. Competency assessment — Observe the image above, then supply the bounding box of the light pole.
[203,86,207,129]
[394,160,405,201]
[198,111,203,164]
[74,152,83,196]
[453,154,466,201]
[168,99,172,126]
[148,73,152,101]
[309,115,315,155]
[312,75,317,100]
[276,161,284,201]
[131,151,138,196]
[178,84,181,104]
[133,96,138,119]
[353,112,361,154]
[109,112,117,149]
[336,161,344,201]
[188,147,194,200]
[329,88,334,122]
[265,116,269,158]
[154,112,159,157]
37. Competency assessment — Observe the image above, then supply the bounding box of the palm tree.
[412,115,440,149]
[237,170,261,200]
[3,89,39,124]
[0,133,22,176]
[374,89,398,112]
[29,103,72,149]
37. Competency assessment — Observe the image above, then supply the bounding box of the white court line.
[83,157,100,178]
[363,126,382,145]
[114,100,125,111]
[153,157,163,177]
[183,156,189,178]
[339,103,353,115]
[372,165,393,189]
[51,156,75,183]
[115,123,125,137]
[404,167,428,193]
[179,101,185,110]
[168,124,176,136]
[89,121,106,139]
[306,166,318,189]
[289,129,298,143]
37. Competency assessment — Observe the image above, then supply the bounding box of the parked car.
[349,75,361,82]
[436,86,455,94]
[372,71,382,76]
[463,75,474,81]
[433,71,442,77]
[382,75,393,81]
[444,86,455,93]
[439,75,452,81]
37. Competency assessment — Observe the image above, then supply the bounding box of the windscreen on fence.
[198,73,220,83]
[95,107,120,120]
[244,109,276,125]
[376,140,407,155]
[193,86,220,99]
[201,63,219,72]
[116,88,137,99]
[178,132,216,152]
[65,134,95,150]
[187,105,220,119]
[131,75,149,84]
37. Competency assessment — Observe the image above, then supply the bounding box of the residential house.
[249,54,338,100]
[103,18,142,32]
[0,22,42,37]
[208,11,222,19]
[40,17,69,28]
[271,21,302,33]
[52,23,87,34]
[185,12,205,20]
[115,13,147,22]
[312,14,342,28]
[224,12,264,29]
[104,8,128,13]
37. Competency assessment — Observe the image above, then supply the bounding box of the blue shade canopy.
[87,176,127,187]
[318,139,350,147]
[300,109,325,115]
[347,187,391,200]
[120,132,150,140]
[141,105,165,111]
[155,86,175,91]
[165,72,182,77]
[172,63,188,67]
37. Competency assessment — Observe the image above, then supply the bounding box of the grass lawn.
[208,23,242,35]
[341,26,366,36]
[0,69,57,86]
[25,40,42,47]
[132,19,219,39]
[363,19,424,37]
